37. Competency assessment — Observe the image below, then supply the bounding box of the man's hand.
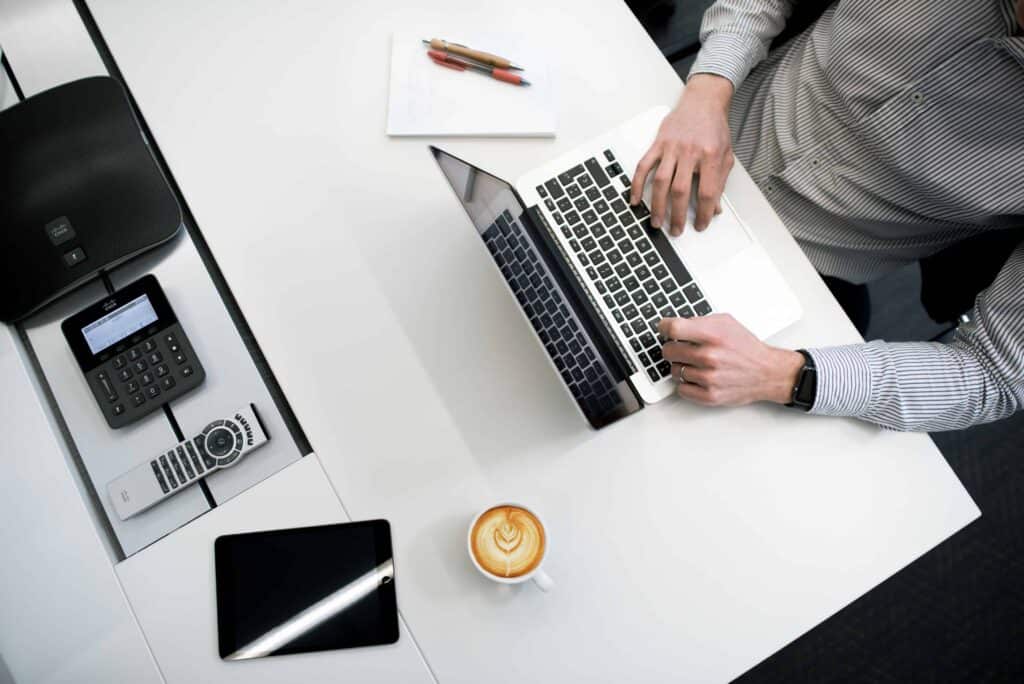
[631,74,735,236]
[658,314,805,407]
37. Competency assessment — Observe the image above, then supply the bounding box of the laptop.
[431,106,801,429]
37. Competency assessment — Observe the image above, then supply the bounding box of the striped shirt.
[689,0,1024,431]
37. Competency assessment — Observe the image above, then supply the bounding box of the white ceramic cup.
[467,502,554,592]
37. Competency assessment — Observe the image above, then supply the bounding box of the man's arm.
[689,0,798,89]
[808,244,1024,431]
[631,0,796,236]
[659,244,1024,432]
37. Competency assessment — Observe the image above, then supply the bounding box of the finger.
[662,341,703,366]
[658,317,714,344]
[714,200,723,215]
[693,162,726,231]
[631,147,660,205]
[672,363,711,387]
[649,156,677,229]
[668,160,697,237]
[676,381,713,405]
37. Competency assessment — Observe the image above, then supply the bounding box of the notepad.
[386,32,556,137]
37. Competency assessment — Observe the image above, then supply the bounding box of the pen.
[427,50,531,87]
[422,38,524,71]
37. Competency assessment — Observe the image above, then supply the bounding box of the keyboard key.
[557,198,572,212]
[620,323,633,337]
[623,276,639,291]
[613,309,625,323]
[112,355,126,369]
[128,348,142,361]
[566,184,582,198]
[606,162,622,176]
[643,279,660,294]
[636,238,653,252]
[644,251,660,266]
[617,211,635,227]
[678,305,694,318]
[579,175,594,189]
[652,292,668,307]
[132,360,148,373]
[661,278,678,293]
[638,352,651,367]
[591,223,607,238]
[630,319,647,335]
[546,199,556,211]
[598,263,614,278]
[611,199,627,214]
[598,236,614,251]
[615,262,631,278]
[694,300,713,316]
[653,265,669,280]
[584,158,610,187]
[660,307,676,319]
[601,213,616,227]
[603,294,616,309]
[622,304,638,320]
[574,197,589,212]
[155,364,169,378]
[604,149,615,161]
[603,186,619,201]
[148,351,162,365]
[626,252,643,267]
[647,366,661,382]
[610,225,626,240]
[593,200,609,214]
[614,291,631,306]
[607,250,622,264]
[648,346,664,363]
[619,175,631,187]
[581,237,596,251]
[640,304,656,320]
[584,185,599,200]
[553,212,564,225]
[569,239,580,252]
[635,266,651,281]
[558,164,585,186]
[582,210,598,224]
[640,333,656,348]
[595,280,606,294]
[606,277,622,292]
[132,393,146,407]
[670,292,687,308]
[573,224,589,238]
[113,404,125,416]
[537,184,548,197]
[182,366,194,377]
[589,250,606,265]
[118,368,132,382]
[684,283,704,302]
[632,290,647,305]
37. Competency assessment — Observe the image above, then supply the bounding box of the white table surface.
[76,0,982,681]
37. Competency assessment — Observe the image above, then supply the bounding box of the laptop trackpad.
[667,196,753,274]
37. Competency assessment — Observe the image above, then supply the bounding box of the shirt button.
[911,92,925,104]
[810,157,822,168]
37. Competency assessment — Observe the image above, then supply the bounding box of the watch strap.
[786,349,817,411]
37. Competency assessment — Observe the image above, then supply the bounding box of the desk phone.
[61,274,205,428]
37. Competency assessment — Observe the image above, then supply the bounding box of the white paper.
[386,32,556,137]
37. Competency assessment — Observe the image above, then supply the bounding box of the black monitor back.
[0,76,182,322]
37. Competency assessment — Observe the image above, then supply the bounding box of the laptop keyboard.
[536,149,713,383]
[483,210,624,419]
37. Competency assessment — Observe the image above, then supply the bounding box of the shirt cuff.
[687,32,769,89]
[805,345,874,417]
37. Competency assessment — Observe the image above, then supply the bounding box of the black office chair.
[919,228,1024,331]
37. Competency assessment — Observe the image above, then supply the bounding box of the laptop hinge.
[522,205,639,385]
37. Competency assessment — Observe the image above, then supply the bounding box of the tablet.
[214,520,398,660]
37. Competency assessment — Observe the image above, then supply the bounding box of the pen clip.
[429,54,465,71]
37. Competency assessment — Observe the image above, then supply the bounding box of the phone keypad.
[86,322,205,428]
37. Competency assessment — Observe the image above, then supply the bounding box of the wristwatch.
[786,349,817,411]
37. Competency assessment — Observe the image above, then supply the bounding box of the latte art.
[470,505,546,578]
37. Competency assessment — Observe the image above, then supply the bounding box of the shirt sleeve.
[806,243,1024,431]
[688,0,797,88]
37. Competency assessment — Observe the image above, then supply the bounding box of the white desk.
[6,0,980,681]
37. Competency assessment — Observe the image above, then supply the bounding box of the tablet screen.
[214,520,398,660]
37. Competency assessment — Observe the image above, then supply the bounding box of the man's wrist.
[682,73,734,113]
[764,348,806,404]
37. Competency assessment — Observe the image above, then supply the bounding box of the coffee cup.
[467,502,554,592]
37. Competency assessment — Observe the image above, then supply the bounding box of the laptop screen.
[431,146,641,428]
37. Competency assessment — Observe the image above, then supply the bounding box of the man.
[634,0,1024,431]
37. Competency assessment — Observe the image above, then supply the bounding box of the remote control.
[107,404,269,520]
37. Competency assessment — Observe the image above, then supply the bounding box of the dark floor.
[629,1,1024,681]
